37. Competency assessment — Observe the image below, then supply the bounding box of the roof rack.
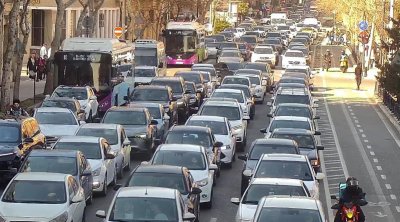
[135,39,158,44]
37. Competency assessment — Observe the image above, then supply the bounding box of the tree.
[12,0,31,100]
[75,0,105,37]
[1,0,21,111]
[0,0,5,106]
[44,0,76,95]
[214,18,231,33]
[238,1,250,23]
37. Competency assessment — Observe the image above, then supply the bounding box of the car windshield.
[132,89,169,102]
[248,76,260,85]
[103,111,146,125]
[54,142,102,159]
[53,88,87,100]
[226,63,244,70]
[200,73,211,81]
[185,83,196,93]
[152,81,183,94]
[21,156,77,175]
[286,69,308,75]
[0,126,20,143]
[35,112,77,125]
[221,51,240,57]
[212,92,244,103]
[165,131,211,147]
[152,150,206,170]
[186,120,228,135]
[2,180,66,204]
[206,42,219,48]
[276,106,312,118]
[269,120,311,132]
[255,160,313,181]
[254,48,273,54]
[220,43,237,48]
[267,33,281,38]
[238,44,246,50]
[110,197,178,221]
[279,78,306,84]
[265,39,280,44]
[192,68,215,77]
[257,208,322,222]
[275,95,310,105]
[42,100,77,112]
[244,64,266,72]
[145,106,161,119]
[222,77,250,86]
[277,26,290,30]
[285,51,305,57]
[76,128,118,145]
[128,173,187,194]
[176,73,201,84]
[134,69,156,77]
[250,144,297,159]
[243,184,307,204]
[241,36,257,43]
[272,134,315,149]
[201,106,240,121]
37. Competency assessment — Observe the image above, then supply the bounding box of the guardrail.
[381,89,400,120]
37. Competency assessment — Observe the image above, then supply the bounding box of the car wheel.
[101,176,107,196]
[111,168,117,186]
[203,190,213,209]
[117,163,123,179]
[86,190,93,205]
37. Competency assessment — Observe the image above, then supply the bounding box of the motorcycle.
[331,195,367,222]
[323,58,332,71]
[340,57,349,73]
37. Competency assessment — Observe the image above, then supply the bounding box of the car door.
[88,88,99,116]
[69,176,85,221]
[78,153,90,199]
[120,128,130,166]
[103,140,115,184]
[187,172,199,209]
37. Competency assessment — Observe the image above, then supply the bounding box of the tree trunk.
[0,0,5,102]
[1,0,20,111]
[75,4,89,37]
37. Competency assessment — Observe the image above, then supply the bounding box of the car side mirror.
[171,96,177,101]
[267,113,273,118]
[243,116,250,120]
[314,131,321,135]
[314,116,320,120]
[266,101,272,106]
[259,128,268,133]
[214,141,223,147]
[123,139,131,146]
[89,95,97,100]
[191,187,202,195]
[183,212,196,221]
[243,169,253,177]
[105,153,115,159]
[79,120,86,125]
[231,197,240,205]
[23,137,34,144]
[317,145,324,150]
[150,119,158,125]
[71,192,84,203]
[96,210,106,218]
[141,161,150,165]
[209,164,218,171]
[238,155,247,161]
[82,169,92,176]
[315,172,325,180]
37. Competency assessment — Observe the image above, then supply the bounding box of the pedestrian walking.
[37,55,46,81]
[355,63,362,90]
[27,52,37,81]
[40,43,47,59]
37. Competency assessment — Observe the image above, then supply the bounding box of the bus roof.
[166,21,205,31]
[60,37,131,53]
[134,39,165,49]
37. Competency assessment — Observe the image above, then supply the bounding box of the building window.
[32,9,45,46]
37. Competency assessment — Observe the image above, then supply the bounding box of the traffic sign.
[358,30,369,44]
[358,20,368,31]
[114,27,124,38]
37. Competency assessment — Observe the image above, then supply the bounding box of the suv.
[174,71,207,102]
[269,88,315,111]
[150,77,190,123]
[130,85,178,126]
[0,117,46,179]
[50,85,99,122]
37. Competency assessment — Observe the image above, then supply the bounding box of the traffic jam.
[0,3,348,222]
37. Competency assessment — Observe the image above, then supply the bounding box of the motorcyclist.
[323,49,332,71]
[334,177,366,222]
[6,99,29,117]
[339,50,349,72]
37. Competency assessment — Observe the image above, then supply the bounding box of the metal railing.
[381,89,400,120]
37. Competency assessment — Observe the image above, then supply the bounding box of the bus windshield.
[134,48,157,66]
[165,30,196,54]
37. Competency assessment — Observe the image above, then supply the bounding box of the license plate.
[175,62,183,64]
[190,99,196,103]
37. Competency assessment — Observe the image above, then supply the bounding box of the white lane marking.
[391,195,397,200]
[359,129,364,132]
[370,151,375,156]
[386,184,392,190]
[373,158,379,163]
[396,206,400,213]
[354,119,359,123]
[356,124,361,127]
[353,116,358,119]
[340,103,396,220]
[377,166,382,171]
[381,175,387,180]
[364,139,369,143]
[361,134,366,138]
[351,112,355,115]
[367,145,372,149]
[210,218,217,222]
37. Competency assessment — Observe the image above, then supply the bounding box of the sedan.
[260,116,318,138]
[41,97,85,121]
[210,88,252,119]
[217,50,244,63]
[282,50,307,69]
[0,172,86,222]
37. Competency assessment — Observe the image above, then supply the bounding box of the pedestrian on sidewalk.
[40,43,47,59]
[355,63,362,90]
[37,55,46,81]
[27,52,37,81]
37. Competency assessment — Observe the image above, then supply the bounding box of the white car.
[252,196,327,222]
[186,115,236,167]
[282,50,307,69]
[131,66,159,85]
[231,178,312,222]
[148,144,218,208]
[51,85,99,122]
[251,46,277,67]
[198,99,249,151]
[34,107,84,147]
[235,27,246,37]
[221,76,254,96]
[244,154,324,199]
[234,73,265,103]
[96,187,196,222]
[0,172,86,222]
[261,116,316,138]
[284,65,315,77]
[210,88,251,119]
[53,136,117,196]
[75,123,131,179]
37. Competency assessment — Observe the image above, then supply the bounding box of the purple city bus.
[164,22,207,66]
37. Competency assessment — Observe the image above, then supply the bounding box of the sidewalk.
[19,66,45,102]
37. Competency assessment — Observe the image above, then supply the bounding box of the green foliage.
[238,2,249,15]
[214,18,231,33]
[272,0,280,7]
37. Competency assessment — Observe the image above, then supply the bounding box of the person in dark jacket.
[355,63,362,90]
[334,177,366,222]
[6,99,29,117]
[27,52,38,81]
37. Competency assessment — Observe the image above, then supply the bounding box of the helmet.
[326,49,330,52]
[346,177,359,189]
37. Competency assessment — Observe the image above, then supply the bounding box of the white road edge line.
[341,103,396,220]
[209,218,217,222]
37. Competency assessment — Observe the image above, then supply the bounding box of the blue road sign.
[359,21,368,31]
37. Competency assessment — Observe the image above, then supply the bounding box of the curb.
[374,96,400,135]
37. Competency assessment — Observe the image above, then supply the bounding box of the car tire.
[101,176,107,196]
[203,190,213,209]
[86,190,93,205]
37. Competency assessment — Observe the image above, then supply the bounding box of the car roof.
[276,103,310,108]
[254,138,296,146]
[236,69,262,73]
[117,187,177,199]
[134,66,156,69]
[262,196,319,210]
[35,107,72,113]
[188,115,227,122]
[214,88,243,94]
[272,116,310,121]
[276,88,309,95]
[285,50,303,54]
[152,77,182,82]
[44,97,77,102]
[250,178,304,187]
[219,84,250,90]
[29,149,78,157]
[56,85,88,90]
[128,102,162,108]
[78,123,118,129]
[135,85,170,90]
[224,76,250,80]
[135,165,185,174]
[57,135,102,143]
[158,144,204,152]
[272,128,314,135]
[203,99,239,107]
[175,71,202,75]
[14,172,69,182]
[261,153,307,162]
[170,125,211,133]
[108,106,147,112]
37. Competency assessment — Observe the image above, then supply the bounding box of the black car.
[130,85,178,126]
[238,138,300,194]
[174,71,207,102]
[119,165,202,221]
[270,128,324,171]
[185,81,201,113]
[150,77,191,123]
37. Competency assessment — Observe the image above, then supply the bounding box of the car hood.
[39,124,79,137]
[229,120,243,127]
[88,159,102,171]
[245,159,258,172]
[303,180,317,194]
[134,77,153,83]
[123,125,147,136]
[78,100,87,107]
[299,148,317,160]
[0,144,18,155]
[214,135,231,146]
[238,203,258,221]
[253,53,274,57]
[190,169,208,182]
[0,202,66,220]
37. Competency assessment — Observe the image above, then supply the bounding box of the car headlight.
[49,211,68,222]
[93,167,101,176]
[177,100,184,106]
[197,178,208,187]
[135,133,147,139]
[311,159,320,166]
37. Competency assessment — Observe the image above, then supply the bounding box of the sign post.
[114,27,124,39]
